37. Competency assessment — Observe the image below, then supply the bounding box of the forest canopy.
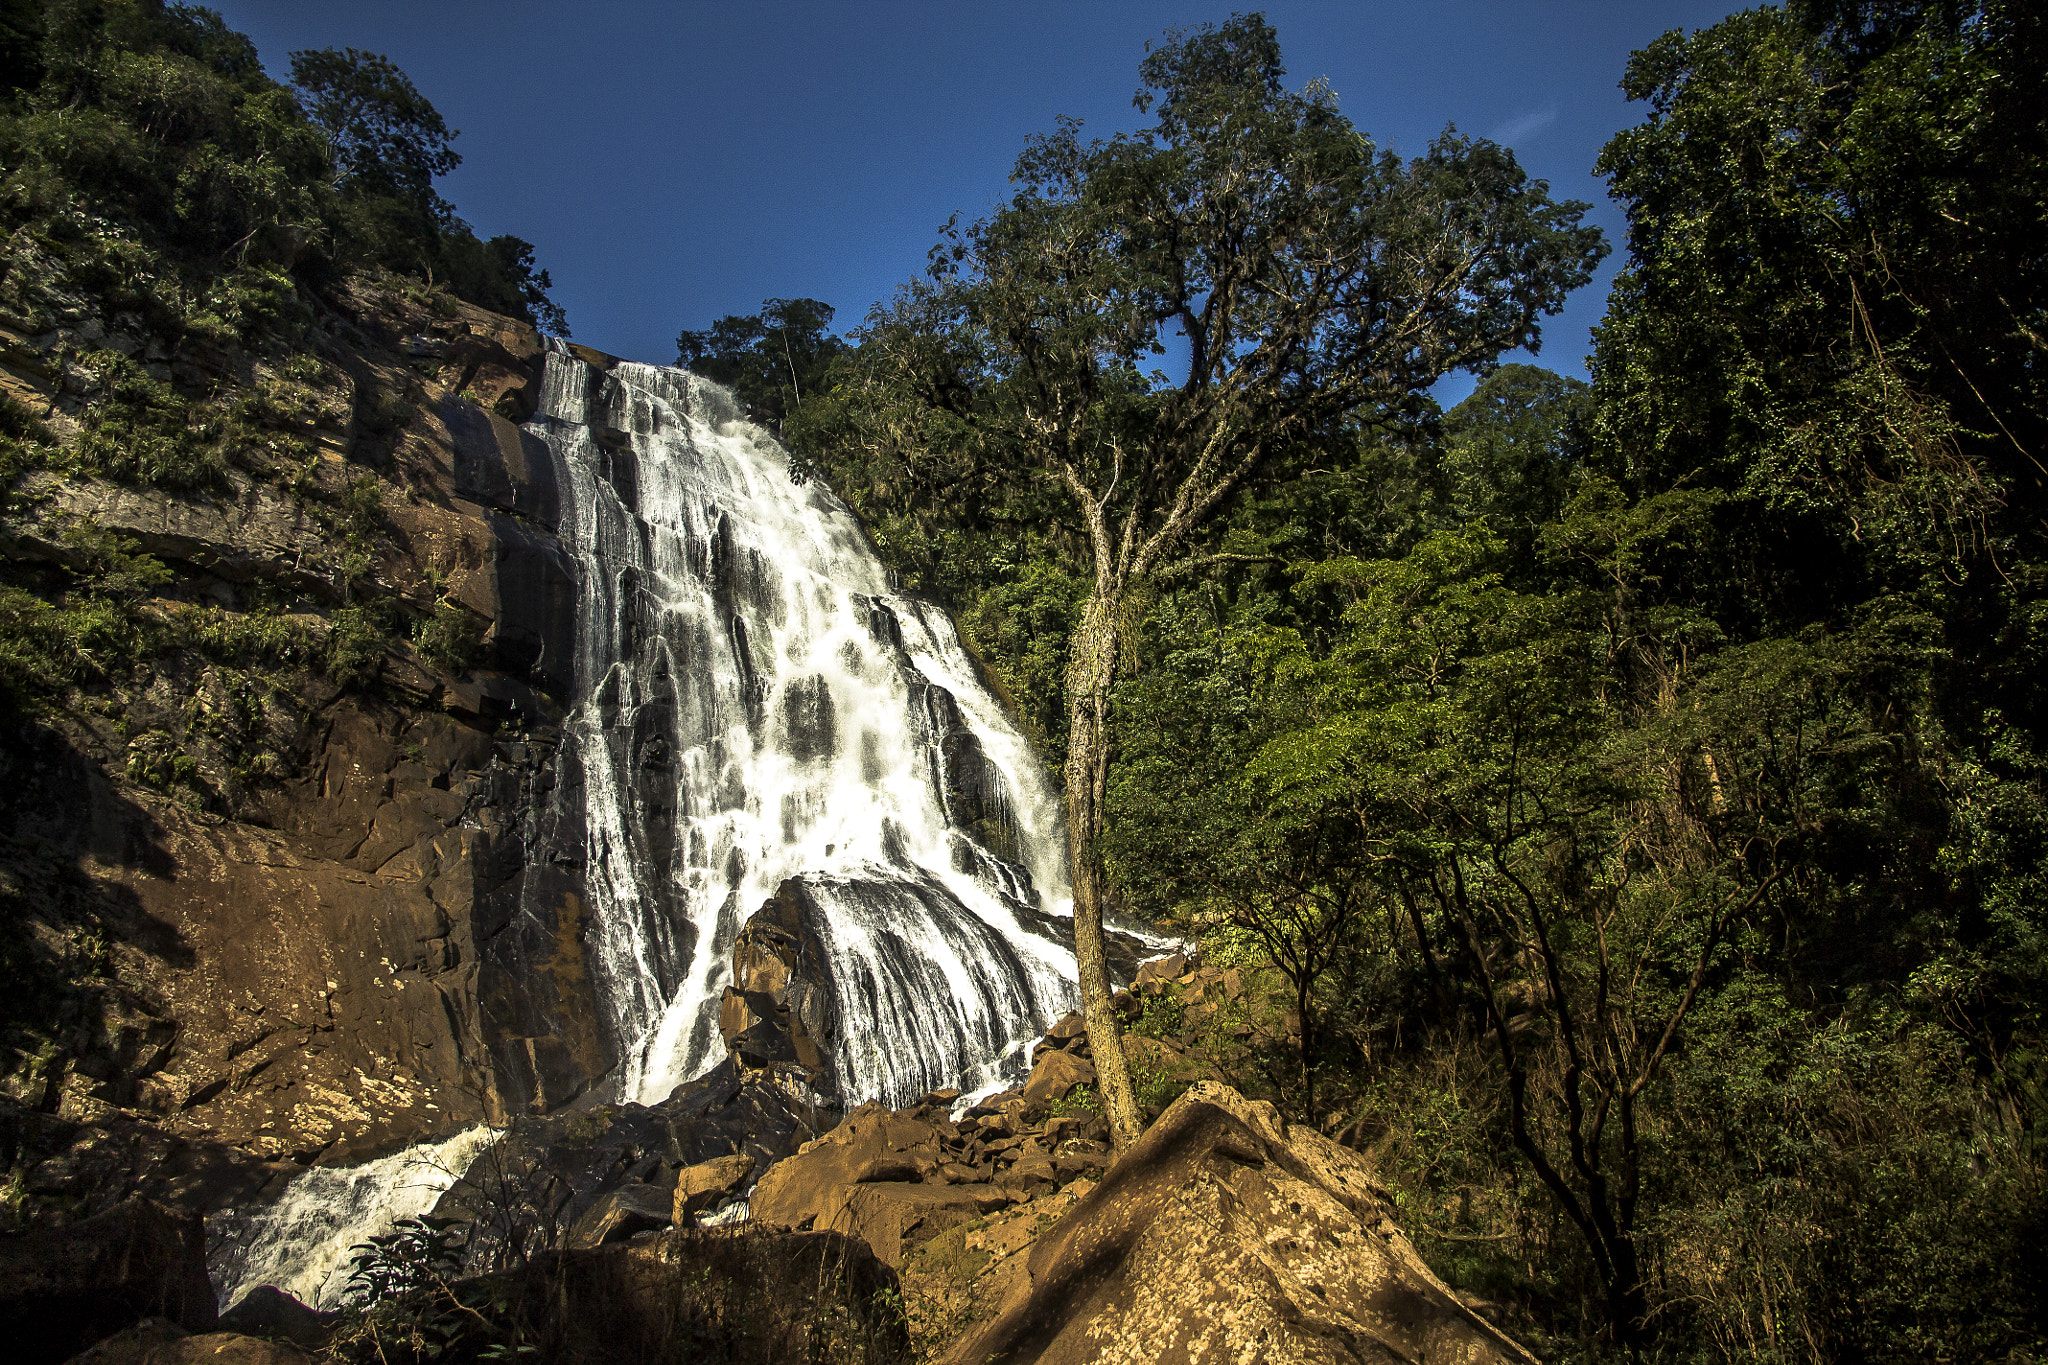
[0,0,568,340]
[709,1,2048,1359]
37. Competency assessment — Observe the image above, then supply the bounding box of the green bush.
[414,598,483,675]
[326,605,387,689]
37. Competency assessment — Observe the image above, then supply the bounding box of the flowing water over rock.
[208,1126,498,1311]
[207,351,1086,1309]
[524,345,1080,1107]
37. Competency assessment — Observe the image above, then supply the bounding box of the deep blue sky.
[212,1,1738,401]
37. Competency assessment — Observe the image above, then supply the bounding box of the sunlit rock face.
[522,343,1079,1110]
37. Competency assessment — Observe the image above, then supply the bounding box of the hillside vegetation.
[697,3,2048,1360]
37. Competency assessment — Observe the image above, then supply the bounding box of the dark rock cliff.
[0,280,612,1223]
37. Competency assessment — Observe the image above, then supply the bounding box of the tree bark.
[1063,589,1144,1149]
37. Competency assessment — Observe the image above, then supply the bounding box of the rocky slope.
[1,278,621,1222]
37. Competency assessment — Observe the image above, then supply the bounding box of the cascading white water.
[527,346,1080,1106]
[207,352,1088,1313]
[208,1126,498,1311]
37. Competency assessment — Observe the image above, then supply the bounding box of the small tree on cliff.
[810,14,1605,1146]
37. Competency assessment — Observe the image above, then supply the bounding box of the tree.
[287,47,568,333]
[834,14,1607,1146]
[288,46,459,203]
[676,297,846,430]
[446,233,570,336]
[0,0,42,97]
[1442,363,1589,575]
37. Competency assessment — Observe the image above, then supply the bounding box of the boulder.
[1021,1049,1097,1109]
[1044,1011,1087,1042]
[564,1182,674,1249]
[673,1152,755,1223]
[0,1198,216,1365]
[813,1183,1016,1268]
[1133,951,1189,988]
[940,1082,1539,1365]
[62,1324,312,1364]
[431,1054,828,1276]
[751,1104,949,1232]
[215,1287,336,1350]
[723,885,841,1102]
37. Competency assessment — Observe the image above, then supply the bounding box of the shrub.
[414,599,483,676]
[326,605,386,689]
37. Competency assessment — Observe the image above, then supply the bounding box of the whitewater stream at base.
[212,349,1090,1310]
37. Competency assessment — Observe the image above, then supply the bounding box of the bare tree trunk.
[1063,590,1143,1149]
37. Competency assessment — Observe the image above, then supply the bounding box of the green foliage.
[443,233,568,336]
[345,1216,464,1307]
[0,388,54,481]
[0,5,563,391]
[70,353,229,488]
[414,599,483,676]
[1092,4,2048,1355]
[289,48,459,203]
[0,524,172,715]
[123,727,199,798]
[327,605,387,690]
[183,263,309,346]
[677,296,843,431]
[1042,1082,1101,1120]
[1127,992,1185,1042]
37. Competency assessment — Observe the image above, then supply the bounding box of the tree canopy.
[676,297,845,430]
[789,2,2048,1356]
[802,11,1607,1145]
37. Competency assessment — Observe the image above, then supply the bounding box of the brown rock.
[63,1326,313,1365]
[1133,951,1188,988]
[565,1183,674,1249]
[672,1153,755,1223]
[751,1105,947,1232]
[1052,1151,1106,1182]
[999,1157,1056,1194]
[215,1287,336,1350]
[1045,1011,1087,1041]
[1022,1048,1097,1109]
[0,1198,216,1365]
[819,1183,1015,1268]
[939,1082,1539,1365]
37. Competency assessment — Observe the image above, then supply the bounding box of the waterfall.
[526,345,1080,1107]
[206,352,1086,1313]
[207,1126,499,1312]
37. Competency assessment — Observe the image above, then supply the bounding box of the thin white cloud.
[1489,104,1559,147]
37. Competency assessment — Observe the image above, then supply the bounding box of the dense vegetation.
[700,2,2048,1359]
[0,0,567,723]
[2,0,2040,1357]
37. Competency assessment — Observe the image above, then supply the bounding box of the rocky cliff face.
[0,269,1107,1248]
[0,279,616,1219]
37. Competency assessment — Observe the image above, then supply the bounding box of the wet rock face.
[721,881,840,1105]
[430,1054,830,1278]
[917,682,1019,863]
